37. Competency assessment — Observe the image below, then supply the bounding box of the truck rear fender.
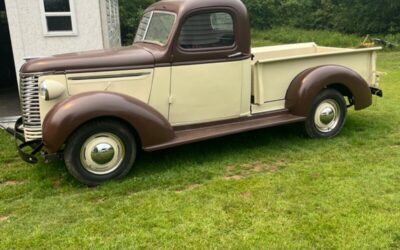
[42,92,175,153]
[285,65,372,117]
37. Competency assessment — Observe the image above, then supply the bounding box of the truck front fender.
[42,92,175,153]
[285,65,372,117]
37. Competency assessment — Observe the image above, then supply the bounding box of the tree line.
[119,0,400,45]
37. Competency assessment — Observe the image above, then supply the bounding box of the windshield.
[134,11,176,46]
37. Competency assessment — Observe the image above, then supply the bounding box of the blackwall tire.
[64,119,137,186]
[304,89,347,139]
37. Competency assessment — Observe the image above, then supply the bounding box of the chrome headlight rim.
[38,79,66,101]
[39,81,50,101]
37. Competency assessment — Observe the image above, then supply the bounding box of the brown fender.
[285,65,372,117]
[42,92,175,153]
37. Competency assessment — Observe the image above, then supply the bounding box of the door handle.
[228,52,243,58]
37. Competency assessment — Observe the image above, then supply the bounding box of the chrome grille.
[20,74,42,141]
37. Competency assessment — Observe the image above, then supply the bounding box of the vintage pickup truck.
[12,0,382,185]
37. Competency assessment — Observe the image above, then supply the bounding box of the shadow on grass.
[134,123,305,175]
[27,109,389,194]
[31,123,305,190]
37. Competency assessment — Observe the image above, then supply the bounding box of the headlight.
[39,80,66,101]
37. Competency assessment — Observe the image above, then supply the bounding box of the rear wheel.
[305,89,347,138]
[64,119,137,186]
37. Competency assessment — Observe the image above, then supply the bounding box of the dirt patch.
[52,179,61,189]
[95,198,106,204]
[186,184,202,191]
[175,183,203,193]
[0,216,10,223]
[241,192,252,199]
[226,165,236,172]
[0,180,24,187]
[254,160,285,173]
[224,160,286,180]
[224,175,243,181]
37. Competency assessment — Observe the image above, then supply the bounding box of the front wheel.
[64,119,137,186]
[304,89,347,138]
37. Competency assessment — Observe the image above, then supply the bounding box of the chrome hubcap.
[80,133,125,175]
[314,99,341,133]
[91,143,115,165]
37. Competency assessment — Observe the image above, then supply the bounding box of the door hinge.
[168,96,174,104]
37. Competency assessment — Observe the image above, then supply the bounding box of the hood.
[20,45,155,74]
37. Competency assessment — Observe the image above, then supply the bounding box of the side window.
[179,12,234,49]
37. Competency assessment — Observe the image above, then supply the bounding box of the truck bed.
[251,43,381,114]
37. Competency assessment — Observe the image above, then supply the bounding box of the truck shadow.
[35,113,386,190]
[132,122,304,175]
[130,111,386,180]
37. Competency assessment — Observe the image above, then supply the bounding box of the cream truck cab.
[12,0,382,185]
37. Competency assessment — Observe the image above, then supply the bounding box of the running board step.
[144,112,306,151]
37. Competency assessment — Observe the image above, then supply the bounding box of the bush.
[119,0,400,45]
[119,0,156,45]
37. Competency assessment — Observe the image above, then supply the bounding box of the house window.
[179,12,235,49]
[40,0,77,36]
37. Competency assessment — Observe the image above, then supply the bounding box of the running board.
[144,112,306,151]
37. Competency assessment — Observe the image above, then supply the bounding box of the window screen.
[179,12,234,49]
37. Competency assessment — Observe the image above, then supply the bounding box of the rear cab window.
[178,12,235,49]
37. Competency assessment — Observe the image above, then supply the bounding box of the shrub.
[119,0,400,45]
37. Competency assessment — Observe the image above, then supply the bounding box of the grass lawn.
[1,29,400,249]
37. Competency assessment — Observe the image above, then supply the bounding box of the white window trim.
[39,0,78,37]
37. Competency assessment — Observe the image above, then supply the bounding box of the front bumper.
[6,117,44,164]
[6,117,63,164]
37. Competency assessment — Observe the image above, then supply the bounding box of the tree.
[119,0,400,45]
[119,0,156,45]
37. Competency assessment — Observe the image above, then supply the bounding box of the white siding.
[5,0,105,82]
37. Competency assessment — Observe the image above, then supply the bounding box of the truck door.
[169,11,250,125]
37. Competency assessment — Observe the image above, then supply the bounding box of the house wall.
[4,0,105,82]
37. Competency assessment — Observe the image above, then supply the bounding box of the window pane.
[144,13,175,45]
[179,12,234,49]
[44,0,70,12]
[211,13,234,31]
[46,16,72,31]
[134,12,151,42]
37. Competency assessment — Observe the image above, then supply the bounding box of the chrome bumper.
[371,87,383,97]
[5,117,63,164]
[6,117,44,164]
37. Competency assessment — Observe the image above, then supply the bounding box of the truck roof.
[145,0,251,59]
[146,0,248,17]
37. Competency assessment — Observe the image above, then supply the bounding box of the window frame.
[134,10,178,47]
[39,0,78,37]
[177,10,237,52]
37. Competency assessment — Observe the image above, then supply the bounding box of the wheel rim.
[80,133,125,175]
[314,99,341,133]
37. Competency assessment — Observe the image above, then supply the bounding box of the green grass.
[1,29,400,249]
